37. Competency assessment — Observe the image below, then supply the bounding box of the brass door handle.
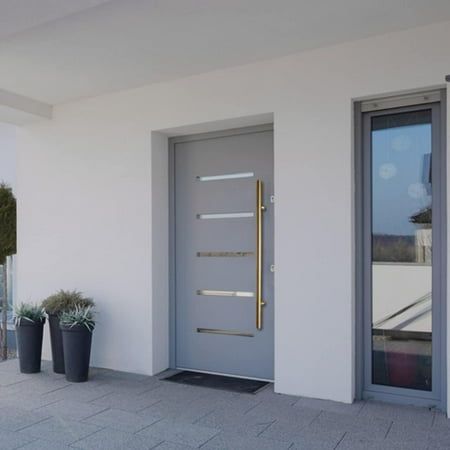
[256,180,266,330]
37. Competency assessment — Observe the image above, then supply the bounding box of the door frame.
[355,89,447,409]
[168,123,274,370]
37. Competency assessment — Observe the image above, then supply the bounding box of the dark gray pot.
[60,323,93,382]
[48,314,65,374]
[15,319,45,374]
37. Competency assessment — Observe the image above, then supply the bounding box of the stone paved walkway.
[0,359,448,449]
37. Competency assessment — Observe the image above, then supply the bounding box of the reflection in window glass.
[371,110,432,391]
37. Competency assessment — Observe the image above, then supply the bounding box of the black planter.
[48,314,65,374]
[15,319,45,374]
[60,324,92,382]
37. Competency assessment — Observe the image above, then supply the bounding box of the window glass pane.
[371,109,432,391]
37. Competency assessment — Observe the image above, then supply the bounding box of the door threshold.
[176,366,274,383]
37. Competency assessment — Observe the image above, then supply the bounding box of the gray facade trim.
[169,123,274,146]
[355,91,447,409]
[439,88,447,411]
[360,90,441,112]
[354,100,364,401]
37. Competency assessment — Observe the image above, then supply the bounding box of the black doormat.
[162,371,269,394]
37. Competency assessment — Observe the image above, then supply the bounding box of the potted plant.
[42,290,94,374]
[60,305,95,382]
[14,303,46,373]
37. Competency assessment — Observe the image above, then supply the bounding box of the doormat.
[162,371,269,394]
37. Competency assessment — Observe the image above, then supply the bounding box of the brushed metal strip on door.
[196,289,254,298]
[197,328,254,337]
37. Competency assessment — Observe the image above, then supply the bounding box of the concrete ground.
[0,359,448,449]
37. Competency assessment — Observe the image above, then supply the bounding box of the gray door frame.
[168,123,274,370]
[355,90,447,409]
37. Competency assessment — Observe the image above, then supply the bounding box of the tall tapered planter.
[16,319,45,374]
[48,314,65,374]
[60,324,92,382]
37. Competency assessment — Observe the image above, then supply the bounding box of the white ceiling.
[1,0,450,105]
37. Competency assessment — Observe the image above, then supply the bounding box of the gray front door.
[172,126,274,380]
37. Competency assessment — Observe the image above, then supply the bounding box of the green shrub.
[60,305,95,332]
[14,303,45,326]
[0,183,16,264]
[42,290,94,316]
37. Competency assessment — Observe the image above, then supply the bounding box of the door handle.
[256,180,266,330]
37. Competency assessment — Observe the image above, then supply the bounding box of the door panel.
[174,128,274,380]
[362,103,443,403]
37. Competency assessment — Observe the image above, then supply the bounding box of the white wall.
[16,21,450,404]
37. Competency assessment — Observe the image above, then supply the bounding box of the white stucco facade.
[15,21,450,405]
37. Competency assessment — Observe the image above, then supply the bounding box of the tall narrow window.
[370,109,432,391]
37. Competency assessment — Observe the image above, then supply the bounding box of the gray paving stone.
[0,405,50,432]
[139,398,212,423]
[336,433,427,450]
[92,368,150,382]
[259,416,320,443]
[385,421,430,445]
[140,392,259,425]
[90,390,162,412]
[254,385,300,406]
[0,359,22,373]
[152,442,195,450]
[359,401,435,427]
[429,442,450,450]
[35,399,108,421]
[0,377,69,396]
[428,427,450,448]
[70,428,161,450]
[83,407,161,433]
[431,411,450,429]
[19,417,102,445]
[0,359,441,450]
[104,434,163,450]
[0,428,36,449]
[201,431,291,449]
[18,438,72,449]
[253,404,321,442]
[0,392,62,411]
[196,409,274,437]
[137,418,220,448]
[41,382,115,403]
[308,410,392,440]
[139,383,215,404]
[288,428,345,449]
[293,397,365,415]
[0,372,31,386]
[99,378,161,395]
[247,401,319,425]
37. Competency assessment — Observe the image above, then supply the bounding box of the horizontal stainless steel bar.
[197,212,254,219]
[196,251,254,257]
[196,328,254,337]
[196,289,254,298]
[196,172,254,181]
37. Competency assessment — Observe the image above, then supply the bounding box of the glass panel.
[371,109,432,391]
[197,212,254,219]
[196,172,254,181]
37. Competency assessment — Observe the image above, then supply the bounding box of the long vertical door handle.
[256,180,266,330]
